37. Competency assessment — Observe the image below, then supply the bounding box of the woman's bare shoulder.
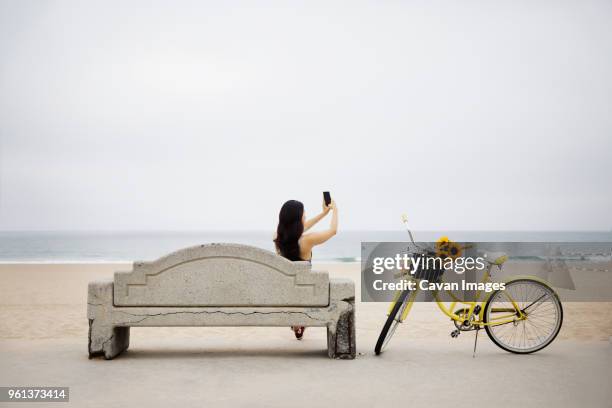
[299,233,316,247]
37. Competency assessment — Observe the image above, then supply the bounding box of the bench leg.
[89,319,130,360]
[88,280,129,359]
[327,300,356,359]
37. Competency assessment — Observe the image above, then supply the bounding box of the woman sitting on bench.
[273,197,338,339]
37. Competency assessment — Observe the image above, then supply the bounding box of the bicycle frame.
[391,216,528,328]
[389,263,526,327]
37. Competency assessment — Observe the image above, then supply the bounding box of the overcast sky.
[0,0,610,231]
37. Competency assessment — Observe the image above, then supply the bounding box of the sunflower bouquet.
[435,236,463,259]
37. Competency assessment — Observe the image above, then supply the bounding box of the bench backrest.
[113,243,330,307]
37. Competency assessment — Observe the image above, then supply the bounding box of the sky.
[0,0,611,231]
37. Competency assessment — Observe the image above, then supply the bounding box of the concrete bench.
[87,243,355,359]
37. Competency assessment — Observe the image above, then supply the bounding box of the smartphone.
[323,191,331,207]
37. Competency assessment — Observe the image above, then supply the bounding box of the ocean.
[1,230,611,263]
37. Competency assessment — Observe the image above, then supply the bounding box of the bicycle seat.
[478,250,508,266]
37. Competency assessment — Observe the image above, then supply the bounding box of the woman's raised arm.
[302,201,338,247]
[303,198,331,231]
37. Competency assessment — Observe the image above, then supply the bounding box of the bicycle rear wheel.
[484,279,563,354]
[374,289,412,355]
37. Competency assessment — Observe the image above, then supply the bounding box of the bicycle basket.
[412,262,445,282]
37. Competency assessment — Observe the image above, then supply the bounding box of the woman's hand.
[322,199,332,214]
[327,200,336,211]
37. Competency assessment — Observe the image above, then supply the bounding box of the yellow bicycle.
[374,215,563,356]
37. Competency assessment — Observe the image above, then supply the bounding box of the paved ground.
[1,333,610,408]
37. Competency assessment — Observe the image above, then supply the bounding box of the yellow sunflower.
[435,236,450,258]
[447,241,463,259]
[435,236,449,249]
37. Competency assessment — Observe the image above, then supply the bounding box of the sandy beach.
[1,263,611,407]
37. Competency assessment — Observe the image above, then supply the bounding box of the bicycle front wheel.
[374,289,412,355]
[484,279,563,354]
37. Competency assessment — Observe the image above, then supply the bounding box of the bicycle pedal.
[450,329,460,338]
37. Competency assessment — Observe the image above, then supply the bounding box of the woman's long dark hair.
[274,200,305,261]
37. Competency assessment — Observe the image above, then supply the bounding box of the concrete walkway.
[1,333,610,408]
